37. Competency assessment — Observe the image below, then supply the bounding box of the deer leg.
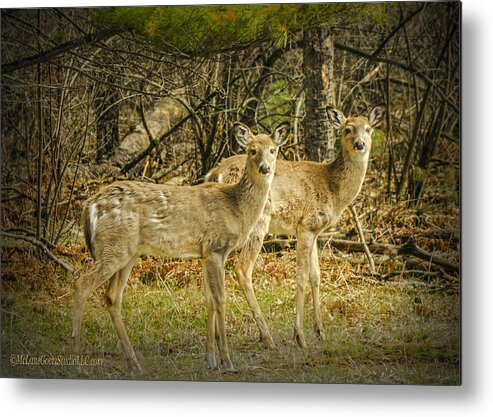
[71,277,93,354]
[309,242,324,340]
[71,261,119,353]
[104,257,142,373]
[203,272,217,370]
[203,254,235,372]
[294,229,317,349]
[236,229,275,349]
[206,280,220,347]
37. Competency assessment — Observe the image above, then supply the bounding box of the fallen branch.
[327,239,399,256]
[398,239,459,273]
[1,231,75,273]
[376,269,441,281]
[421,229,459,241]
[262,236,459,274]
[263,237,398,255]
[262,238,293,252]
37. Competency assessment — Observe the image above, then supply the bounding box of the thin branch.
[121,72,244,175]
[120,107,194,175]
[377,269,441,281]
[2,27,124,74]
[333,41,459,113]
[371,4,426,58]
[138,95,156,144]
[350,205,377,275]
[1,231,75,273]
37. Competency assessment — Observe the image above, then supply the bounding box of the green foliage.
[92,3,387,55]
[412,165,427,184]
[444,164,458,202]
[370,127,386,158]
[262,78,296,128]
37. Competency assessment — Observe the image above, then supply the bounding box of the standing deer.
[71,122,290,373]
[205,105,385,349]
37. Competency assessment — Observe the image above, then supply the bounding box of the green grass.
[0,248,460,384]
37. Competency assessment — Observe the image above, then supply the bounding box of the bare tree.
[302,24,335,162]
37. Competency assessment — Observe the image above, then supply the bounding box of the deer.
[205,105,385,349]
[71,121,290,373]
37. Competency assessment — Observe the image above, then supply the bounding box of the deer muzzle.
[353,139,366,151]
[259,163,271,175]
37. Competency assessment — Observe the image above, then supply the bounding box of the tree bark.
[302,24,335,162]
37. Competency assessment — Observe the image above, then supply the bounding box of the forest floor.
[1,223,460,384]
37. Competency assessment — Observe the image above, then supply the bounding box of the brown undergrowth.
[1,218,460,383]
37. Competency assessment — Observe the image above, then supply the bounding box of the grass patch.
[1,246,460,384]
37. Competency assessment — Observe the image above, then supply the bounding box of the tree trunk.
[302,25,335,162]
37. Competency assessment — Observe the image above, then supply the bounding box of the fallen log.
[262,236,459,274]
[398,239,459,273]
[324,239,399,256]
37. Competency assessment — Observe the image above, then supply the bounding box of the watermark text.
[10,354,103,367]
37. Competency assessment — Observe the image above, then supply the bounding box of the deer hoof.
[295,333,308,349]
[207,353,218,370]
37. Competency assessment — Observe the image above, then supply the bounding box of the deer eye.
[250,149,257,155]
[270,148,276,154]
[366,127,371,133]
[345,128,351,135]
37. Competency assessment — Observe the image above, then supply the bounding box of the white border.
[2,1,492,416]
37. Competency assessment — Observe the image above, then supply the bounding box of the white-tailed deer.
[205,105,385,349]
[71,122,290,373]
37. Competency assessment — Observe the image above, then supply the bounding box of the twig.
[376,269,440,281]
[441,270,460,284]
[138,95,156,145]
[2,27,124,74]
[334,41,459,114]
[120,109,193,174]
[3,228,56,249]
[371,4,426,58]
[153,157,192,182]
[349,205,377,275]
[1,231,75,273]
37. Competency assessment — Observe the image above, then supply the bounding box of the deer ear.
[233,122,252,148]
[326,106,346,129]
[369,105,386,128]
[272,122,290,147]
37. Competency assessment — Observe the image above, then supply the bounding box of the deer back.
[83,122,290,262]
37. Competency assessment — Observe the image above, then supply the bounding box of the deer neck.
[327,149,369,215]
[232,167,272,235]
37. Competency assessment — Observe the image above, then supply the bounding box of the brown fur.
[81,204,96,260]
[206,105,385,348]
[72,122,290,373]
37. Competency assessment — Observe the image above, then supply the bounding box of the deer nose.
[354,139,366,151]
[259,163,271,175]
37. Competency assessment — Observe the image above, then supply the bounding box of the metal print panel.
[0,1,460,384]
